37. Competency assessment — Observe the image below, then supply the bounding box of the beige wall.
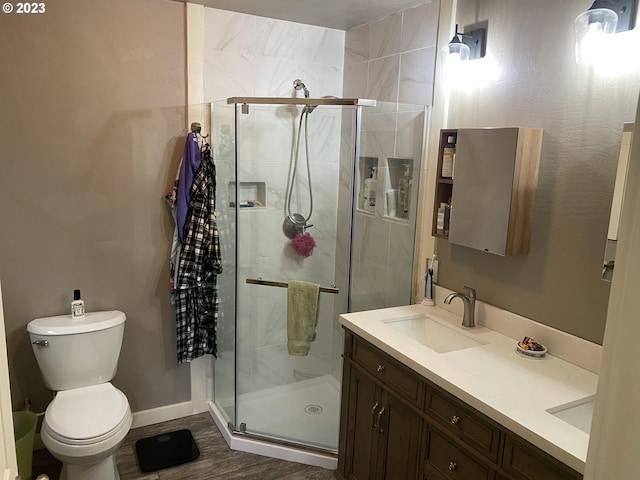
[430,0,640,344]
[0,0,189,412]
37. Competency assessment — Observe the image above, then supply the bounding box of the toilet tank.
[27,310,126,391]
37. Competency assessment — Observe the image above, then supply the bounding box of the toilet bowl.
[28,311,131,480]
[41,383,132,480]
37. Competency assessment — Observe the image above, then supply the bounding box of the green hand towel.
[287,281,320,356]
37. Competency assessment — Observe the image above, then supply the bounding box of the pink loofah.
[291,232,316,257]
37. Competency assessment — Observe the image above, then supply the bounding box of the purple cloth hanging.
[176,132,201,244]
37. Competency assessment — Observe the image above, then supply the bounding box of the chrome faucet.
[444,286,476,328]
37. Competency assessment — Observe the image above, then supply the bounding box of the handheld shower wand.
[293,79,309,98]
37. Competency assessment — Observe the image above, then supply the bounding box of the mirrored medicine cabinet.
[432,127,543,256]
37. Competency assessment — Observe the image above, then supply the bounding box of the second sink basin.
[546,396,595,434]
[383,314,486,353]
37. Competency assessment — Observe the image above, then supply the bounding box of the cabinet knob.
[450,415,460,425]
[448,461,458,471]
[377,365,385,373]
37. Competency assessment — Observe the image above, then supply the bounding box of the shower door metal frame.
[227,97,376,107]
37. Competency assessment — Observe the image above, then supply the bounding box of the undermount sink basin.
[383,314,486,353]
[546,396,595,434]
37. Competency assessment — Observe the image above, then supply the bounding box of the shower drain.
[304,404,323,415]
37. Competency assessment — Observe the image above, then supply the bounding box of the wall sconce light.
[441,24,487,86]
[575,0,637,64]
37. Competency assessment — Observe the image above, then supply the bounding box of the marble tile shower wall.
[204,8,347,396]
[342,2,436,313]
[343,1,440,106]
[204,8,345,100]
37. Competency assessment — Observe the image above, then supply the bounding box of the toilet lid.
[45,383,130,442]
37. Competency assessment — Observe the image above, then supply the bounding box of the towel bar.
[246,278,339,295]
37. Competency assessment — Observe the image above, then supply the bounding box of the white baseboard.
[131,401,193,429]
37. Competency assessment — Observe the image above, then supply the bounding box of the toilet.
[28,310,132,480]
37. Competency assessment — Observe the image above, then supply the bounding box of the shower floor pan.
[233,375,340,451]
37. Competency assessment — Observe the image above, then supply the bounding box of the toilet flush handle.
[32,340,49,347]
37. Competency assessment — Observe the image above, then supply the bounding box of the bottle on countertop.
[71,289,85,319]
[364,167,377,212]
[442,135,456,178]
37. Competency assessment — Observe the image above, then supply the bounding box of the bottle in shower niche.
[442,135,456,178]
[71,289,85,319]
[398,164,413,218]
[364,167,377,212]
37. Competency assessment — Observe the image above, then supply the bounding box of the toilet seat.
[44,383,130,446]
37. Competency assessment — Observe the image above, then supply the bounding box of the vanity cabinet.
[337,329,583,480]
[339,332,423,480]
[432,128,543,256]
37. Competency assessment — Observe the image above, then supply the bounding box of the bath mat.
[135,429,200,472]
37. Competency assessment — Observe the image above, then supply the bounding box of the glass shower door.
[232,102,356,451]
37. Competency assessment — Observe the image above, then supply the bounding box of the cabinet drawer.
[425,386,501,461]
[352,337,424,406]
[502,435,582,480]
[425,429,495,480]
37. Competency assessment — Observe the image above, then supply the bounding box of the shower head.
[293,79,310,98]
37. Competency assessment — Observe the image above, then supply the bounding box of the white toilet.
[28,310,132,480]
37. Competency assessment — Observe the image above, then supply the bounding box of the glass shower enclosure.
[210,96,428,454]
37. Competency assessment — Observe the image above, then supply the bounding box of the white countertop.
[339,303,598,474]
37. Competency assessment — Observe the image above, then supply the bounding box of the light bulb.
[575,8,618,64]
[441,41,470,86]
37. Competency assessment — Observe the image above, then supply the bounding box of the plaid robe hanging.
[175,153,222,363]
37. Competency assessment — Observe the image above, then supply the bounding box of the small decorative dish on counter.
[516,336,547,358]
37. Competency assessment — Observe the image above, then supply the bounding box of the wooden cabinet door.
[502,436,582,480]
[375,389,423,480]
[344,367,380,480]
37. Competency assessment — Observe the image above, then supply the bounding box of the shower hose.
[285,107,314,228]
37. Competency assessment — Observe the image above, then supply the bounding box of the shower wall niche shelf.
[387,157,414,220]
[229,181,266,208]
[432,128,543,256]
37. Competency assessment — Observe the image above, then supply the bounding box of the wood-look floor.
[31,412,338,479]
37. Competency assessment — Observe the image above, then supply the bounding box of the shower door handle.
[371,402,379,430]
[377,407,386,434]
